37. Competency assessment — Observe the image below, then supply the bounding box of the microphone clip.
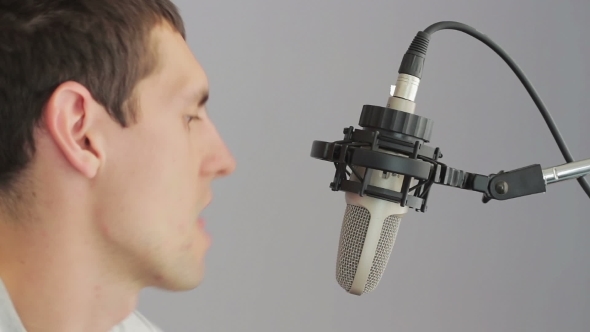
[311,105,442,212]
[310,104,553,212]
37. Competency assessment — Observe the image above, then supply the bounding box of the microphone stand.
[543,159,590,185]
[436,157,590,203]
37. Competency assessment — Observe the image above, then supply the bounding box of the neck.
[0,202,142,332]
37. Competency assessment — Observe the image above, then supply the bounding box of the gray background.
[138,0,590,331]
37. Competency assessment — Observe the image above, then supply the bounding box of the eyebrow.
[193,89,209,108]
[183,87,209,109]
[197,90,209,107]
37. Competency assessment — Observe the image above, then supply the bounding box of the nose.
[214,140,236,178]
[202,124,236,178]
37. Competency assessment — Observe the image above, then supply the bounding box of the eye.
[186,115,200,123]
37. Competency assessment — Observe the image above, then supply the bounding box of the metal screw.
[495,181,508,195]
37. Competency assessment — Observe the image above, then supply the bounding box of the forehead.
[148,23,208,101]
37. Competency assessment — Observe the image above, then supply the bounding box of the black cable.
[419,21,590,199]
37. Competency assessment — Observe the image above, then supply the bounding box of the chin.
[150,263,206,291]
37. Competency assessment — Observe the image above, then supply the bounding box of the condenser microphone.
[335,32,433,295]
[337,91,435,296]
[335,82,424,295]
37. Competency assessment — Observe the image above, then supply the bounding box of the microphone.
[311,21,590,296]
[336,36,433,295]
[336,33,432,295]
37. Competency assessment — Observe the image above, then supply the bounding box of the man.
[0,0,236,331]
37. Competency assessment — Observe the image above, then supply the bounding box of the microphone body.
[337,169,406,295]
[336,75,422,295]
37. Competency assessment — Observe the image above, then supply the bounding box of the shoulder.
[110,311,163,332]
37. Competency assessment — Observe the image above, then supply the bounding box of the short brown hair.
[0,0,185,196]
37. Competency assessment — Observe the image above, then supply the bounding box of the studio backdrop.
[138,1,590,331]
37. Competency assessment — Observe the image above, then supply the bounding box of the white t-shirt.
[0,278,162,332]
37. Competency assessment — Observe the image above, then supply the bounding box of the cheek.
[178,222,195,250]
[126,116,193,176]
[97,119,199,236]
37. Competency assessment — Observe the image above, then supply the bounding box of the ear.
[43,81,104,179]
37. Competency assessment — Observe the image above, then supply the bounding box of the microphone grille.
[336,204,401,294]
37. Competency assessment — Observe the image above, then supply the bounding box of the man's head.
[0,0,235,291]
